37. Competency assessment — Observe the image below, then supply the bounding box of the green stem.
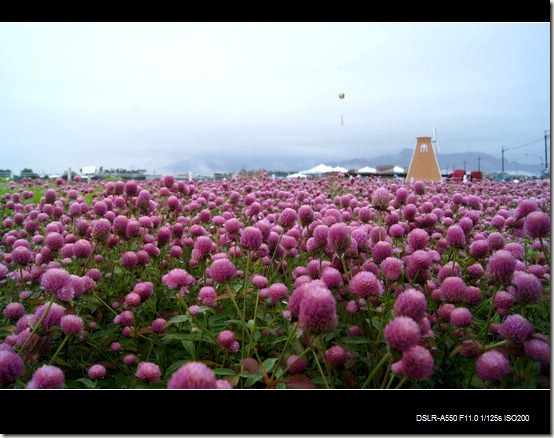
[19,295,55,354]
[49,334,70,365]
[362,351,391,389]
[395,376,409,389]
[311,347,330,389]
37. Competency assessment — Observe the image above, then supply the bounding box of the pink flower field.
[0,174,550,389]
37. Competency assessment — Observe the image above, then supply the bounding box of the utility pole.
[545,130,550,173]
[478,156,481,172]
[501,146,506,173]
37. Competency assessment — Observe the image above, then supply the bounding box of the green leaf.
[76,378,94,388]
[213,368,238,376]
[340,337,373,345]
[165,314,190,326]
[245,373,263,388]
[262,357,278,373]
[181,340,196,358]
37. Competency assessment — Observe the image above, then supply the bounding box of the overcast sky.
[0,22,550,176]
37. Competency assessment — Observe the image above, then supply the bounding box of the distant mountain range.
[167,148,545,177]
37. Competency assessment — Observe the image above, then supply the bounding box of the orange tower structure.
[405,136,442,183]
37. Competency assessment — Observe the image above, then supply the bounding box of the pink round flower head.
[278,207,298,229]
[321,267,344,289]
[151,318,167,334]
[393,288,427,322]
[514,199,538,220]
[391,345,434,380]
[121,251,138,270]
[88,364,106,380]
[440,276,467,303]
[268,283,288,304]
[487,232,505,251]
[240,226,263,251]
[523,211,550,239]
[486,250,517,285]
[385,316,421,351]
[449,307,472,327]
[298,205,314,227]
[469,239,489,259]
[34,302,65,329]
[413,180,426,195]
[123,354,138,365]
[60,314,84,335]
[523,338,551,363]
[136,361,162,383]
[326,345,353,368]
[298,283,338,334]
[26,365,65,389]
[167,361,217,389]
[349,271,383,298]
[407,228,429,251]
[327,222,352,255]
[209,258,236,283]
[162,268,195,291]
[73,239,93,259]
[380,257,404,282]
[198,286,218,307]
[286,354,307,374]
[371,187,391,211]
[445,225,466,248]
[3,302,25,320]
[217,330,236,350]
[288,279,326,319]
[493,290,514,313]
[40,267,71,294]
[476,350,510,381]
[511,271,543,303]
[90,218,111,242]
[498,314,534,343]
[0,349,25,386]
[372,241,394,263]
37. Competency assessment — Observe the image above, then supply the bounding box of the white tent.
[300,164,336,175]
[330,166,348,173]
[286,172,308,179]
[393,166,405,173]
[358,166,377,174]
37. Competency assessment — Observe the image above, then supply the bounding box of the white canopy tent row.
[286,163,406,178]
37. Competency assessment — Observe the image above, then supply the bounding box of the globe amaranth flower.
[349,271,383,299]
[475,349,510,381]
[380,257,404,282]
[498,314,534,343]
[268,283,288,304]
[407,228,429,251]
[278,208,298,229]
[326,345,354,368]
[440,276,468,303]
[34,302,65,329]
[486,250,517,285]
[136,361,162,383]
[298,283,338,334]
[321,267,344,289]
[26,364,65,389]
[393,288,426,322]
[162,268,195,291]
[449,307,472,327]
[240,226,263,251]
[88,364,106,380]
[511,271,543,303]
[40,268,75,302]
[445,225,466,248]
[523,338,551,363]
[391,345,434,380]
[217,330,236,350]
[371,187,391,211]
[286,355,307,375]
[198,286,218,308]
[208,258,236,283]
[385,316,421,351]
[523,211,550,239]
[327,222,352,255]
[60,314,84,335]
[0,349,25,386]
[372,241,393,263]
[167,361,217,389]
[3,302,25,320]
[288,279,327,319]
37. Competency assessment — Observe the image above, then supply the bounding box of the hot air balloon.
[338,93,345,99]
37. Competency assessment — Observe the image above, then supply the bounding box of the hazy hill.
[167,148,544,177]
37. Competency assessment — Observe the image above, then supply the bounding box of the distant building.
[405,136,442,183]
